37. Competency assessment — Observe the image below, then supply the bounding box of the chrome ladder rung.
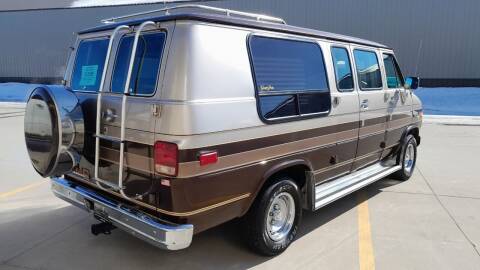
[94,134,124,143]
[94,178,122,191]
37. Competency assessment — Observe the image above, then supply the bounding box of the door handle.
[102,108,118,122]
[384,92,391,102]
[360,99,369,110]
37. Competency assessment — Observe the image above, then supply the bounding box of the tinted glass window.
[71,38,109,92]
[383,54,404,88]
[353,50,382,90]
[298,93,331,114]
[111,32,166,95]
[259,95,298,119]
[331,47,354,91]
[250,36,331,121]
[250,36,328,92]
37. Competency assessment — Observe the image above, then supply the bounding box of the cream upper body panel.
[157,21,360,141]
[65,20,412,150]
[157,22,262,135]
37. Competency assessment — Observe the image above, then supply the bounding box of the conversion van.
[23,5,422,256]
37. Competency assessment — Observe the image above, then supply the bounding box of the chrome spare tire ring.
[265,192,295,242]
[25,86,84,177]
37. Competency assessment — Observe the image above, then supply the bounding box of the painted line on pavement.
[0,181,46,199]
[358,191,375,270]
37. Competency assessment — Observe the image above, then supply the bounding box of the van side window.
[71,38,109,92]
[111,32,166,95]
[249,36,330,121]
[331,47,354,91]
[383,54,404,88]
[353,49,382,90]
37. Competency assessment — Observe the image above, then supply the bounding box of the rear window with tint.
[250,36,328,92]
[71,38,109,92]
[353,49,383,90]
[249,36,330,121]
[111,32,166,95]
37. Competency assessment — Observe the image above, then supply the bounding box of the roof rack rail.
[101,4,286,25]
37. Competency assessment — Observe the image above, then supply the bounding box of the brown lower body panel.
[352,131,385,171]
[67,116,418,234]
[169,138,358,233]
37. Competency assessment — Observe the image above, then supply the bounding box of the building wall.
[1,0,479,86]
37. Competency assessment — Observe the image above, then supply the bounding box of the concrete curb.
[423,115,480,126]
[0,102,26,108]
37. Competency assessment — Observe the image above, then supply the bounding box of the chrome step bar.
[101,4,286,25]
[93,21,158,200]
[314,163,401,210]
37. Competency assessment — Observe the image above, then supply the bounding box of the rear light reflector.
[160,179,171,187]
[199,151,218,166]
[154,141,178,176]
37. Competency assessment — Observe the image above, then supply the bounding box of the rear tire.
[391,134,417,181]
[242,177,302,256]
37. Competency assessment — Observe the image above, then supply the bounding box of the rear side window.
[331,47,354,91]
[249,36,330,121]
[71,38,109,92]
[111,32,166,95]
[383,54,404,88]
[353,49,382,90]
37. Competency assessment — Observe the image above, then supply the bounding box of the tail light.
[154,141,178,176]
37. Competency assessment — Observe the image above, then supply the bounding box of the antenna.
[414,39,423,76]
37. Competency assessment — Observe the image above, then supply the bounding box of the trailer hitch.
[91,222,117,236]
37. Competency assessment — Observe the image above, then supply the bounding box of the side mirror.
[404,77,420,90]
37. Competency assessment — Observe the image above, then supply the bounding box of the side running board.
[314,163,401,210]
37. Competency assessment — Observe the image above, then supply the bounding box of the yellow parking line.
[358,191,375,270]
[0,181,46,199]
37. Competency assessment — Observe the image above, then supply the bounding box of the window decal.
[78,65,99,86]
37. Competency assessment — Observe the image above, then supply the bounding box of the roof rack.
[101,4,287,25]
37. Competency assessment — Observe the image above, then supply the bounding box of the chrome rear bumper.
[51,177,193,250]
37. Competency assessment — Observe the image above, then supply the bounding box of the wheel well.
[260,164,310,195]
[408,127,421,146]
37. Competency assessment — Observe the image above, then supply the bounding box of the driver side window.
[383,53,404,89]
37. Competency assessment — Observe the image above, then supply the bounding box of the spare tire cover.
[24,86,84,177]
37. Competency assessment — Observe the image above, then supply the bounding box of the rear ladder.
[93,21,158,200]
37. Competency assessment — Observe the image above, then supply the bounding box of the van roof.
[78,12,390,49]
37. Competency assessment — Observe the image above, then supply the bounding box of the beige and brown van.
[23,5,422,255]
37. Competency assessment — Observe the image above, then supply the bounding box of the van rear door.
[68,23,171,197]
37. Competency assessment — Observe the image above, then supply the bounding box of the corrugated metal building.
[1,0,479,86]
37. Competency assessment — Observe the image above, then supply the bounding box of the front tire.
[243,177,302,256]
[392,134,417,181]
